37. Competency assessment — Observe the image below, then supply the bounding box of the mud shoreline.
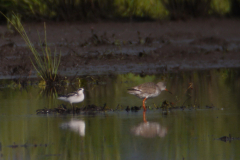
[1,18,240,79]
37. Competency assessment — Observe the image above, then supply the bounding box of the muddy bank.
[1,18,240,79]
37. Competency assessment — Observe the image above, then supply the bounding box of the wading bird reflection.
[131,111,167,138]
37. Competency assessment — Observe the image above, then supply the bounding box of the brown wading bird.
[128,82,172,111]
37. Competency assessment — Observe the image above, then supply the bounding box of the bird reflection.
[131,111,167,138]
[60,119,85,136]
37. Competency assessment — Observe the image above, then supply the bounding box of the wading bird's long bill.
[165,88,172,94]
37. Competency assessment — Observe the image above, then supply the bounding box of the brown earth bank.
[0,18,240,79]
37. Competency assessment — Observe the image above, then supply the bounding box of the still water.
[0,69,240,160]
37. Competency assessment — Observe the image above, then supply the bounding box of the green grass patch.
[1,12,61,84]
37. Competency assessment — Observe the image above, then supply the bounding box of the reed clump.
[1,12,61,85]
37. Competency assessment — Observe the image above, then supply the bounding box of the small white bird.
[58,88,85,109]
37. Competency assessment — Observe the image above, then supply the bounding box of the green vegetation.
[1,12,61,84]
[0,0,238,22]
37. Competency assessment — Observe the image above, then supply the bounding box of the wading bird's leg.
[143,110,147,123]
[142,97,147,111]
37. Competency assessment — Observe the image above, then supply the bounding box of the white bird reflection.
[60,120,85,136]
[131,111,167,138]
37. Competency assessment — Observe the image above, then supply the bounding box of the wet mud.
[36,102,216,114]
[1,19,240,78]
[36,104,113,114]
[217,134,240,142]
[7,142,50,148]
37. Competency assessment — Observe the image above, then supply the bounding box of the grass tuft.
[1,12,61,84]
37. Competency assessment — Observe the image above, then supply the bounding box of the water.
[0,69,240,160]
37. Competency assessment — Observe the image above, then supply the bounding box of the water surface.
[0,69,240,160]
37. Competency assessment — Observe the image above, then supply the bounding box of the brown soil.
[1,18,240,78]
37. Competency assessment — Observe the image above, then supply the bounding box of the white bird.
[58,88,85,109]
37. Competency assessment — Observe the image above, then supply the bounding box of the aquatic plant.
[6,13,22,34]
[1,12,61,84]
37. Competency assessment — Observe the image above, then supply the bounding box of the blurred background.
[0,0,239,22]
